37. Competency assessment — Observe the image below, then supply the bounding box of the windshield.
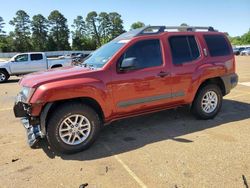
[83,41,126,68]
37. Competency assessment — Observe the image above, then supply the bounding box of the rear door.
[166,34,204,103]
[29,53,47,72]
[111,38,172,115]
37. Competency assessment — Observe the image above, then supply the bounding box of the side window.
[204,35,231,57]
[121,39,162,69]
[169,36,200,64]
[15,54,28,62]
[31,54,43,61]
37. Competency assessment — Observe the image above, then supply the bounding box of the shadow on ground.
[38,99,250,160]
[0,79,19,84]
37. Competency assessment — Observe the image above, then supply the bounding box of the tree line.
[0,10,146,53]
[1,10,249,52]
[227,31,250,46]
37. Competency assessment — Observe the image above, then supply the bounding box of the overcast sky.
[1,0,250,36]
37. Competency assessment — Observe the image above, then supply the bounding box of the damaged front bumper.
[20,117,44,147]
[13,94,45,147]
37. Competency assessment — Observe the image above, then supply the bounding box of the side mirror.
[120,57,137,71]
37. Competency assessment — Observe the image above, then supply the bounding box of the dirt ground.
[0,56,250,188]
[0,58,10,62]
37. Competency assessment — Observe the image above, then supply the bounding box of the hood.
[20,66,95,88]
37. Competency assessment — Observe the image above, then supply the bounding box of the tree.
[9,10,32,52]
[0,16,6,52]
[48,10,70,50]
[180,23,189,26]
[31,14,49,51]
[241,29,250,44]
[0,32,16,52]
[85,11,124,47]
[98,12,112,44]
[81,37,97,50]
[179,23,189,31]
[228,29,250,45]
[72,16,87,50]
[0,16,5,36]
[86,11,101,47]
[108,12,125,39]
[47,35,57,51]
[131,21,145,30]
[72,15,100,50]
[72,16,86,37]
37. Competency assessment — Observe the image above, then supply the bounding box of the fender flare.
[0,68,10,75]
[40,103,53,137]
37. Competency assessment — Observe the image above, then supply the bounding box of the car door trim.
[117,91,184,108]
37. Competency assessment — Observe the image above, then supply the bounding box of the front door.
[111,39,172,115]
[9,54,29,74]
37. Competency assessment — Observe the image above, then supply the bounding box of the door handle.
[157,71,170,78]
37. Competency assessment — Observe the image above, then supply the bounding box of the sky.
[0,0,249,37]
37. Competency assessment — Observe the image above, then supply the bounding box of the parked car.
[14,26,238,154]
[240,47,250,56]
[0,52,72,83]
[233,47,240,55]
[233,47,247,55]
[238,47,247,54]
[72,53,87,65]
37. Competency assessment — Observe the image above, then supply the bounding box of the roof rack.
[137,25,217,36]
[165,26,217,32]
[114,26,218,41]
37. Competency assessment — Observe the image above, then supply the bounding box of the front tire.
[0,70,9,83]
[46,102,101,154]
[192,84,222,119]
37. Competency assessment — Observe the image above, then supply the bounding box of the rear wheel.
[0,70,9,83]
[192,84,222,119]
[46,102,101,154]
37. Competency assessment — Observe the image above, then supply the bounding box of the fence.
[234,45,250,48]
[0,50,93,58]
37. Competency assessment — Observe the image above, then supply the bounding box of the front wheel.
[192,84,222,119]
[46,103,101,154]
[0,70,9,83]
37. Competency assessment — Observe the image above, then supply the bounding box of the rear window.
[31,54,43,61]
[169,36,200,64]
[204,35,231,57]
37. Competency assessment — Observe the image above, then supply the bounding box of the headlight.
[20,87,35,102]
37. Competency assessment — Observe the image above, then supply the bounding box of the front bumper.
[13,94,44,147]
[20,117,43,147]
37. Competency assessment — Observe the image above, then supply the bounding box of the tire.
[0,70,9,83]
[191,84,222,120]
[46,102,101,154]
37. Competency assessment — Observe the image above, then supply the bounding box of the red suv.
[14,26,238,154]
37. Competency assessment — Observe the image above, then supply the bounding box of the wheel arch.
[51,64,63,69]
[40,97,105,135]
[193,77,226,102]
[0,68,10,75]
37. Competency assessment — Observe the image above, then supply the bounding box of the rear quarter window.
[204,35,231,57]
[31,54,43,61]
